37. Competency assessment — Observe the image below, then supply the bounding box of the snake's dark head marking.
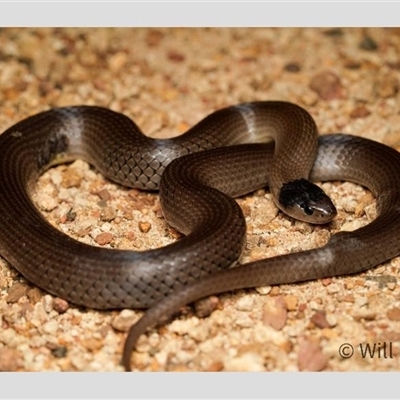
[37,133,69,170]
[279,178,337,224]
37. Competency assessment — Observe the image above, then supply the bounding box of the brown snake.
[0,101,399,371]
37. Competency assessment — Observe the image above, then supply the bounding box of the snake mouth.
[278,178,337,224]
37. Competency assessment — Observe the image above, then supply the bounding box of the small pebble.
[112,309,138,332]
[42,319,59,335]
[146,29,164,47]
[355,193,374,217]
[262,296,288,331]
[52,297,70,313]
[61,169,82,188]
[387,282,396,291]
[0,348,21,371]
[167,50,185,62]
[323,28,343,37]
[207,361,224,372]
[139,221,152,233]
[5,282,29,303]
[345,60,361,69]
[51,346,68,358]
[284,62,301,73]
[108,51,128,73]
[42,295,54,313]
[359,35,378,51]
[374,75,399,98]
[96,188,111,201]
[168,227,183,240]
[236,296,254,312]
[95,232,113,245]
[28,287,43,304]
[100,206,117,222]
[128,189,141,198]
[65,208,77,222]
[297,338,327,371]
[255,286,272,295]
[310,310,331,329]
[309,70,345,100]
[387,307,400,321]
[341,294,355,303]
[353,310,377,321]
[36,193,59,212]
[225,352,265,372]
[31,300,51,322]
[350,105,371,119]
[326,283,341,294]
[284,295,298,311]
[81,337,104,352]
[194,296,220,318]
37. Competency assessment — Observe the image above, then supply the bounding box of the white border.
[1,372,399,398]
[0,2,398,27]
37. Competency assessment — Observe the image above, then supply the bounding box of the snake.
[0,101,399,371]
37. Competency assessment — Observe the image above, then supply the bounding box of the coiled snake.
[0,101,399,370]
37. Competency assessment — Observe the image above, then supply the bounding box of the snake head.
[278,178,337,224]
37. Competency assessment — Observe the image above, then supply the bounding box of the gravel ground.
[0,28,400,372]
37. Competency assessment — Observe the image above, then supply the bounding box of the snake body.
[0,101,399,371]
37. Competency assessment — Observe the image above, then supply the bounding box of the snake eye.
[302,204,314,216]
